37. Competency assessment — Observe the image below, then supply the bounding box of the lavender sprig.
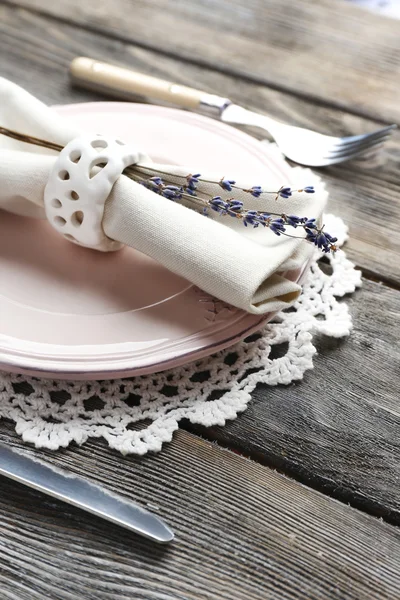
[133,165,316,200]
[134,171,336,254]
[203,196,337,252]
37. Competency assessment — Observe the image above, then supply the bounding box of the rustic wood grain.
[9,0,400,124]
[1,4,400,523]
[189,278,400,523]
[0,3,399,597]
[1,4,400,288]
[1,423,400,600]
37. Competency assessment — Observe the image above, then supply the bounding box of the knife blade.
[0,443,174,543]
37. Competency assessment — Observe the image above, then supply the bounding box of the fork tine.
[323,140,388,164]
[255,112,396,166]
[332,124,396,148]
[325,133,392,158]
[325,140,388,162]
[311,127,394,160]
[333,130,394,152]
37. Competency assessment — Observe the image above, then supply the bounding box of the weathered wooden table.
[1,1,400,598]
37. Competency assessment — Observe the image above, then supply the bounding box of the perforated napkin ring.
[44,134,142,252]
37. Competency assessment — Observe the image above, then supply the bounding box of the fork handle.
[70,57,230,115]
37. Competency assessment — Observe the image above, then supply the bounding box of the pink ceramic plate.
[0,103,306,380]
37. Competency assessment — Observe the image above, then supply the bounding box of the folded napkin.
[0,78,328,314]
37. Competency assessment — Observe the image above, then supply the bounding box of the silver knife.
[0,443,174,543]
[69,57,266,127]
[69,57,271,143]
[69,57,267,137]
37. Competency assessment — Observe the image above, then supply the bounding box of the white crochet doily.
[0,214,361,455]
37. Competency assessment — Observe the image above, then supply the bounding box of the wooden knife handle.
[70,57,229,113]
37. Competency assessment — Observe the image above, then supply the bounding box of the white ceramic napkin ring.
[44,134,141,252]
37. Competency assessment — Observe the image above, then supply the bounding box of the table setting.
[1,0,400,597]
[0,72,364,449]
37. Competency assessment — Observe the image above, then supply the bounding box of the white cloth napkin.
[0,77,328,314]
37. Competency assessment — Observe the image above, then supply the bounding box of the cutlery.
[70,57,396,167]
[0,443,174,543]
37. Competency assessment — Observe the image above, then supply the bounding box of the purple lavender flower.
[303,186,315,194]
[269,217,286,235]
[186,173,201,193]
[312,231,329,251]
[323,232,338,252]
[286,215,305,228]
[162,185,183,200]
[256,213,271,227]
[209,196,229,215]
[227,199,244,212]
[247,186,262,198]
[304,218,317,230]
[243,210,259,227]
[162,189,176,199]
[306,229,338,253]
[278,186,292,199]
[150,176,164,186]
[219,177,236,192]
[187,173,201,185]
[325,232,338,243]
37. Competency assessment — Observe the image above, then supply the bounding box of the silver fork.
[70,58,397,168]
[220,104,396,167]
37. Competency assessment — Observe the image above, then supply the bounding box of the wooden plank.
[1,4,400,287]
[0,423,400,600]
[189,278,400,524]
[9,0,400,123]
